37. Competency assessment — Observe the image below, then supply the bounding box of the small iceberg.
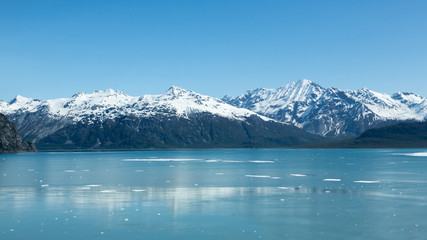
[123,158,201,162]
[245,175,271,178]
[323,178,342,182]
[354,180,380,183]
[290,174,307,177]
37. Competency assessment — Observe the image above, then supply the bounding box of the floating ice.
[245,175,271,178]
[122,158,201,162]
[270,177,282,179]
[249,161,275,163]
[277,187,290,190]
[354,180,380,183]
[131,189,146,192]
[205,159,249,163]
[290,174,307,177]
[99,190,116,193]
[323,178,342,182]
[64,170,76,173]
[205,160,220,162]
[398,152,427,157]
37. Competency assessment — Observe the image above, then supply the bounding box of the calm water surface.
[1,149,427,239]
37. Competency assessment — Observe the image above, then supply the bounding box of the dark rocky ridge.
[304,121,427,148]
[37,114,324,150]
[0,113,36,152]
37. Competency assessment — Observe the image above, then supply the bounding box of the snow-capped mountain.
[1,87,263,124]
[224,79,427,137]
[0,87,321,149]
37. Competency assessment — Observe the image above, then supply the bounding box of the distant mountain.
[224,79,427,137]
[0,113,36,152]
[0,87,322,149]
[308,121,427,148]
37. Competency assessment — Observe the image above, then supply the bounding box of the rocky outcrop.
[0,113,36,152]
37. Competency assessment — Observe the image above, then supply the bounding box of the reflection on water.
[1,185,360,214]
[1,149,427,239]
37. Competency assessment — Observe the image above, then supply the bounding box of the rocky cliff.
[0,113,36,152]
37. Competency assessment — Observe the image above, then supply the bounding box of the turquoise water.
[1,149,427,239]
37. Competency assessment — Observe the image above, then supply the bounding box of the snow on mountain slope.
[137,86,268,121]
[224,79,427,137]
[346,88,427,120]
[0,86,269,123]
[0,87,324,148]
[227,79,324,115]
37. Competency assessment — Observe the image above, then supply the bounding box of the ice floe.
[99,190,116,193]
[131,189,146,192]
[248,161,275,163]
[395,152,427,157]
[122,158,201,162]
[323,178,342,182]
[290,174,307,177]
[245,175,271,178]
[354,180,380,183]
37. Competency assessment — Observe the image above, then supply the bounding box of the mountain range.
[224,79,427,137]
[0,86,321,149]
[1,80,426,150]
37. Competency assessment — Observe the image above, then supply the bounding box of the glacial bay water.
[1,149,427,240]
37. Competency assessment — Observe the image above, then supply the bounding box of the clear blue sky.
[1,0,427,101]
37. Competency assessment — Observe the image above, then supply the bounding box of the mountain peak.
[296,78,313,85]
[288,79,322,89]
[279,79,321,91]
[93,89,125,96]
[165,86,191,97]
[71,92,87,98]
[72,89,128,100]
[71,89,126,99]
[9,95,38,105]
